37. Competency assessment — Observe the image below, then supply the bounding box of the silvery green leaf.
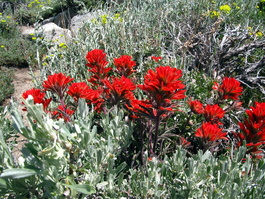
[0,168,39,179]
[63,184,96,195]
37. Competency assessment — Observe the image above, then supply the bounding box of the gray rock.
[19,26,35,36]
[41,8,77,29]
[70,12,96,36]
[36,22,72,44]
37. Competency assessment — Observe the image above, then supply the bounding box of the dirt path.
[12,67,36,102]
[6,67,39,161]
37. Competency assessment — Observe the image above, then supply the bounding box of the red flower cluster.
[67,82,90,102]
[204,104,225,124]
[213,77,243,100]
[103,76,136,106]
[114,55,136,77]
[21,49,265,158]
[85,49,112,85]
[195,122,227,142]
[22,88,51,111]
[43,73,74,99]
[52,105,75,122]
[131,66,186,119]
[151,56,162,62]
[188,100,225,124]
[187,99,204,114]
[237,102,265,155]
[139,66,186,103]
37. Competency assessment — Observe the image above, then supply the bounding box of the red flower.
[22,88,51,111]
[151,56,162,62]
[238,102,265,146]
[138,66,186,106]
[84,88,105,112]
[195,122,228,142]
[43,73,74,98]
[130,66,185,119]
[114,55,136,77]
[85,49,108,68]
[213,77,243,100]
[204,104,225,124]
[187,99,204,114]
[52,105,75,122]
[85,49,111,85]
[127,99,155,119]
[179,137,192,149]
[67,82,90,102]
[103,76,136,106]
[245,102,265,123]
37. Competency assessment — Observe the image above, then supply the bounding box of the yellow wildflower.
[256,31,263,37]
[100,15,108,24]
[1,20,6,23]
[32,37,37,40]
[1,45,5,48]
[114,13,120,18]
[219,5,231,13]
[91,18,98,24]
[59,43,66,47]
[6,16,11,19]
[209,11,220,18]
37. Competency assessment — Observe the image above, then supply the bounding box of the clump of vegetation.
[0,0,265,198]
[0,68,14,105]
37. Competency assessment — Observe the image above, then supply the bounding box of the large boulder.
[41,8,77,29]
[36,22,72,44]
[70,12,97,36]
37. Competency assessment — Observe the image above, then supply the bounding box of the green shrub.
[0,0,265,198]
[0,68,14,105]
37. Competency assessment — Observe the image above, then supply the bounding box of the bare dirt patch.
[5,67,40,162]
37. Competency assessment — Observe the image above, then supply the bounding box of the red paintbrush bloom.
[103,76,136,106]
[114,55,136,77]
[85,49,111,85]
[85,49,108,68]
[245,102,265,123]
[127,99,155,119]
[67,82,90,102]
[22,88,52,111]
[204,104,225,124]
[179,137,192,149]
[138,66,186,106]
[195,122,228,142]
[43,73,74,98]
[238,102,265,146]
[151,56,162,62]
[52,105,75,122]
[84,88,105,112]
[187,99,204,114]
[213,77,243,100]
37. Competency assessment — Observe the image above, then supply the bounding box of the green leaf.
[0,178,7,189]
[0,168,39,179]
[64,184,96,195]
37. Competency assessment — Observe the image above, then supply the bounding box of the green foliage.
[0,12,36,68]
[0,37,35,67]
[13,0,107,25]
[0,0,265,198]
[0,68,14,105]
